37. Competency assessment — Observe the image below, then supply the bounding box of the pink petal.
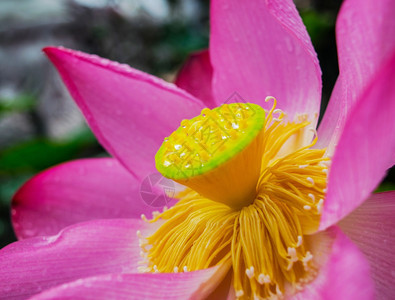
[317,0,395,154]
[44,46,204,177]
[339,191,395,300]
[320,51,395,230]
[12,158,166,240]
[292,226,374,300]
[30,265,230,300]
[209,0,321,121]
[174,49,216,108]
[0,219,152,299]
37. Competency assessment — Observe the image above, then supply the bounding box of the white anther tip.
[308,193,315,201]
[306,177,314,184]
[183,266,188,272]
[258,274,271,284]
[265,96,275,102]
[276,285,283,296]
[236,290,244,297]
[245,266,255,278]
[303,205,311,210]
[317,199,324,214]
[173,266,178,273]
[297,235,303,247]
[303,251,313,264]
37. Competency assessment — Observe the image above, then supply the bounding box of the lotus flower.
[1,0,395,299]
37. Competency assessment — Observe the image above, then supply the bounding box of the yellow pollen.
[141,98,329,299]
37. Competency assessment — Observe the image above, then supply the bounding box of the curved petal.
[291,227,374,300]
[320,51,395,230]
[0,219,152,299]
[30,265,230,300]
[43,47,204,178]
[317,0,395,154]
[11,158,167,240]
[210,0,321,121]
[339,191,395,300]
[174,49,216,108]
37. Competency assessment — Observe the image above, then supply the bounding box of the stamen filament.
[143,99,329,299]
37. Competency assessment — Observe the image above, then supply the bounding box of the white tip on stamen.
[303,251,314,268]
[183,266,188,272]
[297,235,303,247]
[174,266,179,273]
[317,199,324,214]
[136,230,141,237]
[141,214,148,221]
[236,290,244,297]
[258,274,271,284]
[303,205,311,211]
[322,169,328,174]
[152,211,160,218]
[137,266,150,273]
[246,266,255,279]
[323,188,327,193]
[265,96,275,102]
[273,108,283,115]
[153,265,159,273]
[287,247,298,262]
[308,193,315,202]
[276,285,283,296]
[295,283,304,291]
[286,247,300,270]
[299,164,308,169]
[306,177,314,185]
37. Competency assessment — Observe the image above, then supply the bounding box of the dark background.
[0,0,393,247]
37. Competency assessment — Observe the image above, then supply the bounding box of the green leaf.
[0,174,33,205]
[0,129,100,174]
[0,94,36,114]
[375,182,395,193]
[300,10,334,46]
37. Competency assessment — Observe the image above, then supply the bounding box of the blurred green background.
[0,0,394,247]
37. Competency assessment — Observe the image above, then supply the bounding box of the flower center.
[155,102,266,209]
[139,99,329,299]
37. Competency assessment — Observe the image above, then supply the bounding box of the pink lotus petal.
[12,158,165,240]
[339,191,395,300]
[30,265,230,300]
[175,49,216,108]
[44,46,204,178]
[0,219,152,299]
[317,0,395,154]
[320,51,395,230]
[292,227,374,300]
[210,0,321,121]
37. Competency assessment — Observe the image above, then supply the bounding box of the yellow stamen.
[141,98,329,299]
